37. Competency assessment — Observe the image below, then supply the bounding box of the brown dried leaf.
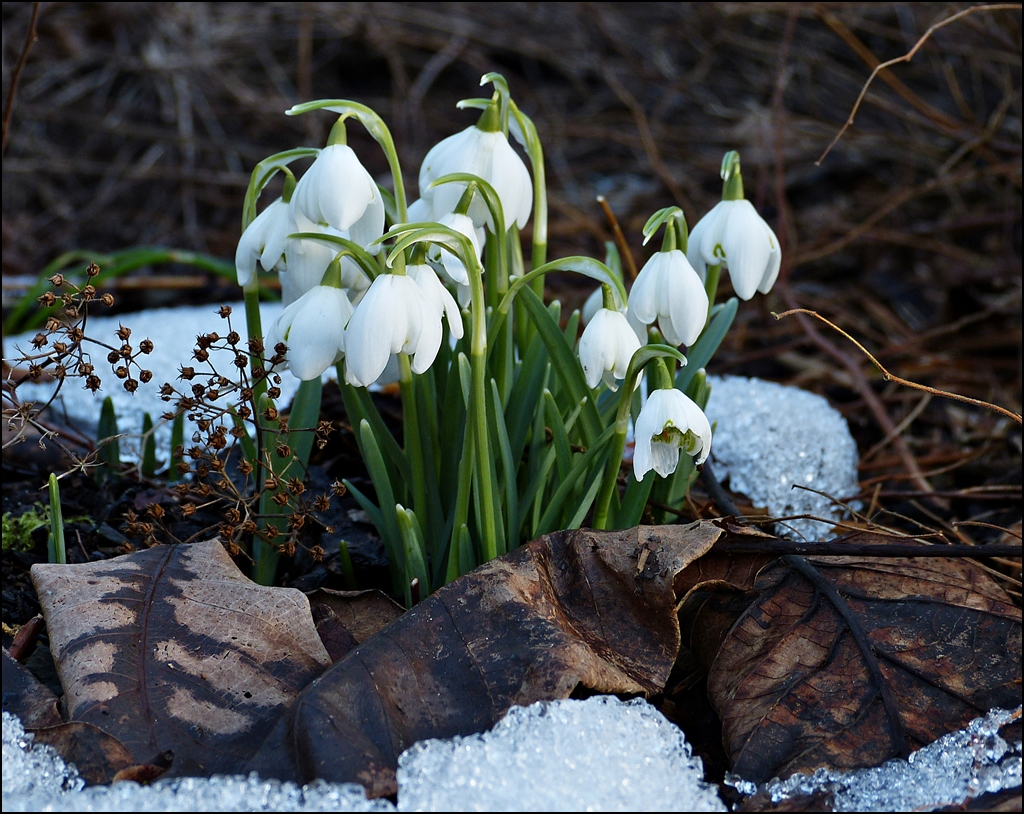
[307,588,405,662]
[247,522,723,797]
[707,554,1022,783]
[29,540,331,777]
[2,646,63,729]
[30,722,136,785]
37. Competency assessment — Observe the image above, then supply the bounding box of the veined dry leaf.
[247,522,723,797]
[707,554,1022,783]
[307,588,405,662]
[29,540,332,777]
[2,647,63,729]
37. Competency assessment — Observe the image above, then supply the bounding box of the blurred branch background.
[2,2,1021,519]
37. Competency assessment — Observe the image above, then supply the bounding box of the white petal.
[628,252,667,325]
[406,197,433,222]
[662,252,709,347]
[487,133,533,229]
[235,199,288,286]
[650,436,682,478]
[272,287,350,381]
[293,144,377,232]
[581,287,603,325]
[720,199,771,301]
[410,264,463,339]
[348,189,385,253]
[696,200,730,268]
[758,221,782,295]
[343,275,398,386]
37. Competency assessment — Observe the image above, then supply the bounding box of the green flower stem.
[243,280,268,405]
[398,353,430,536]
[468,256,499,563]
[704,263,722,323]
[446,432,475,583]
[286,99,408,222]
[47,474,66,565]
[510,101,547,275]
[592,345,687,530]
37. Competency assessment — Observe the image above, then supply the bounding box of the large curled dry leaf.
[705,553,1022,783]
[247,522,723,797]
[30,540,331,777]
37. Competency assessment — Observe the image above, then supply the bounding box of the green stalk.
[592,345,688,529]
[47,474,66,565]
[398,354,430,539]
[469,267,498,563]
[243,280,268,406]
[704,263,722,323]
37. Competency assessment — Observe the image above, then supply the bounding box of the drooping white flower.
[633,388,712,480]
[408,263,464,340]
[628,250,709,347]
[280,210,371,306]
[264,284,354,382]
[418,124,532,231]
[429,211,484,287]
[343,273,444,387]
[686,199,780,301]
[235,197,293,287]
[291,143,385,242]
[578,307,642,391]
[582,286,648,345]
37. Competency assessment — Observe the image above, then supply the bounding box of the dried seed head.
[115,366,129,379]
[86,263,101,278]
[124,378,139,393]
[50,274,65,287]
[116,324,131,341]
[38,292,56,307]
[100,293,115,307]
[139,339,154,354]
[107,351,121,364]
[139,369,153,383]
[219,305,233,318]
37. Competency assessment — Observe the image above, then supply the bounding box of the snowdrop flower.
[629,250,709,347]
[291,122,385,244]
[408,263,464,340]
[280,210,371,306]
[344,273,444,387]
[418,117,532,231]
[235,196,294,287]
[583,286,648,346]
[578,305,642,391]
[686,151,780,301]
[265,282,354,382]
[429,211,484,287]
[633,388,712,480]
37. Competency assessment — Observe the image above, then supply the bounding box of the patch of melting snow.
[705,374,861,540]
[3,698,725,812]
[732,706,1022,812]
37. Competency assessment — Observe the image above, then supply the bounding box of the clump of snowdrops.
[235,73,780,602]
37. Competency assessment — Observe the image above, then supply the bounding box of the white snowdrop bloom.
[280,210,372,306]
[429,211,484,287]
[408,263,464,340]
[418,124,532,231]
[265,284,353,382]
[633,388,713,480]
[578,307,642,391]
[291,143,385,242]
[582,287,648,345]
[344,273,444,387]
[234,197,293,286]
[686,199,781,301]
[629,250,709,347]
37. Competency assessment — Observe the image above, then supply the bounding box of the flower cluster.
[234,75,781,595]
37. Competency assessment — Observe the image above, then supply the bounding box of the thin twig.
[817,3,1023,164]
[596,195,638,280]
[773,308,1023,425]
[2,2,41,157]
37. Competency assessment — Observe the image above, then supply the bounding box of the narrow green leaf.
[284,378,322,481]
[47,474,66,565]
[396,506,430,605]
[535,425,615,535]
[140,413,157,479]
[618,470,656,528]
[676,297,737,392]
[97,396,120,478]
[518,286,601,445]
[168,411,186,483]
[358,419,403,581]
[490,380,519,550]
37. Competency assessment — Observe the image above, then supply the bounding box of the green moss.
[2,504,94,552]
[2,505,50,551]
